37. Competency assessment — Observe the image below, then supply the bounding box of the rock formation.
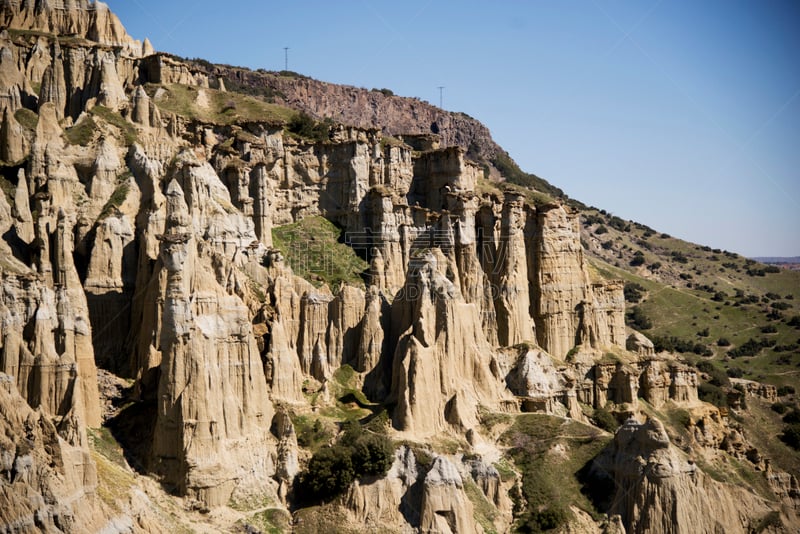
[0,2,796,532]
[591,418,772,534]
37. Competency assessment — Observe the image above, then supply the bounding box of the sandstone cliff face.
[1,0,146,55]
[2,4,795,532]
[0,373,107,533]
[591,419,772,534]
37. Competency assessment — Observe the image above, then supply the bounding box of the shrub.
[781,424,800,450]
[594,225,608,235]
[783,410,800,425]
[296,420,394,503]
[717,337,731,347]
[728,338,770,358]
[712,291,727,302]
[697,327,710,337]
[777,385,796,396]
[625,306,652,330]
[671,251,689,264]
[623,282,645,303]
[648,261,662,272]
[629,251,645,267]
[287,111,333,142]
[698,383,727,408]
[725,367,743,378]
[696,361,730,387]
[601,240,614,250]
[761,325,778,334]
[351,434,394,476]
[592,408,619,432]
[771,402,788,414]
[772,302,791,311]
[298,445,355,501]
[607,216,628,232]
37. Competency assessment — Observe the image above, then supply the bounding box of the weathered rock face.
[0,373,108,533]
[141,171,277,507]
[533,205,625,358]
[419,456,478,534]
[6,5,789,533]
[1,0,146,54]
[592,419,772,534]
[343,448,484,533]
[389,249,507,435]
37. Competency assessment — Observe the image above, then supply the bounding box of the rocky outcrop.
[203,64,506,164]
[419,456,478,534]
[0,0,146,54]
[592,418,772,534]
[0,105,27,162]
[0,374,109,533]
[146,176,277,507]
[389,249,507,435]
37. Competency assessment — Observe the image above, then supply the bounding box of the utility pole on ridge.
[437,86,445,109]
[284,47,289,71]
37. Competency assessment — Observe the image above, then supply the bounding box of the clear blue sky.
[107,0,800,257]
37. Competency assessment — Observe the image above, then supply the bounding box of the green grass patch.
[239,508,291,533]
[64,114,97,146]
[464,478,499,534]
[14,108,38,130]
[588,255,800,388]
[150,83,295,126]
[98,177,131,219]
[271,216,368,291]
[501,414,611,531]
[291,413,334,452]
[90,105,137,145]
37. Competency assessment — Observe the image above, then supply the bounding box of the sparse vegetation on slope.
[271,216,368,290]
[149,83,296,125]
[501,414,611,533]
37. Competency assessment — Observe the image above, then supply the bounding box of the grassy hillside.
[582,208,799,389]
[271,216,369,291]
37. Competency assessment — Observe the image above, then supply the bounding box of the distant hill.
[753,257,800,264]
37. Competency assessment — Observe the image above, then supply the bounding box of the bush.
[625,306,652,330]
[623,282,646,303]
[696,361,730,387]
[777,385,796,396]
[698,383,727,408]
[781,424,800,450]
[298,445,355,501]
[771,402,789,414]
[717,337,731,347]
[782,410,800,425]
[594,225,608,235]
[671,251,689,264]
[296,420,394,503]
[351,434,394,476]
[648,261,662,272]
[728,338,771,358]
[607,216,628,232]
[712,291,727,302]
[287,111,333,142]
[725,367,743,378]
[629,251,645,267]
[593,408,619,432]
[761,325,778,334]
